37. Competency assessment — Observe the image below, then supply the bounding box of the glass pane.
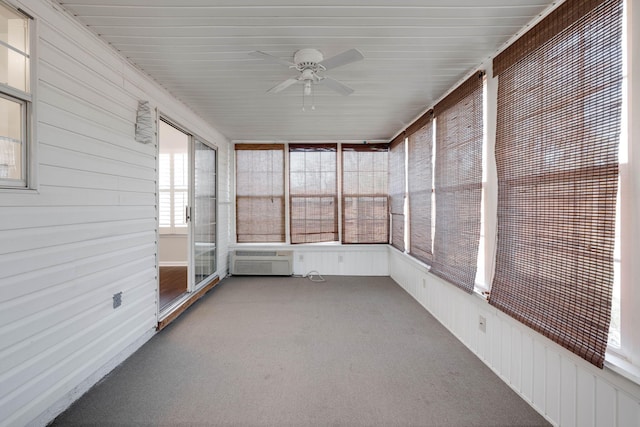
[173,190,187,228]
[289,146,337,243]
[174,153,188,188]
[0,45,27,92]
[0,3,27,51]
[194,140,216,285]
[235,147,285,242]
[0,95,23,181]
[158,153,171,188]
[0,3,28,92]
[158,120,188,231]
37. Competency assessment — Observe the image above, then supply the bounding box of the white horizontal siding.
[0,1,229,426]
[389,248,640,427]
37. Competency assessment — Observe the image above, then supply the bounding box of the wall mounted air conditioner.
[229,250,293,276]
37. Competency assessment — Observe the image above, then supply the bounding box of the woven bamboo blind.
[489,0,623,368]
[407,112,434,264]
[235,144,285,242]
[342,144,389,244]
[389,134,406,250]
[289,144,338,243]
[430,73,484,293]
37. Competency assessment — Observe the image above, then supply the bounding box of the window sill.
[605,352,640,387]
[0,187,39,194]
[231,242,387,251]
[229,242,387,249]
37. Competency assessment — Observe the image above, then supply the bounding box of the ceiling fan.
[249,48,364,97]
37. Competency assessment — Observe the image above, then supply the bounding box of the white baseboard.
[159,262,188,267]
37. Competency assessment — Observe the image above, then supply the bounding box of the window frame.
[234,142,392,246]
[406,111,434,265]
[289,143,339,244]
[0,0,35,191]
[608,0,639,373]
[388,135,406,251]
[234,144,286,243]
[341,143,389,244]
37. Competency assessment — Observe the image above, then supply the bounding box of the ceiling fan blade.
[249,51,295,68]
[267,78,299,93]
[319,76,354,96]
[318,48,364,71]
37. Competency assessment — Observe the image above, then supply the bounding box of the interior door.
[192,138,217,287]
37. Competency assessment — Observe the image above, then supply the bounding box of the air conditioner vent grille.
[230,250,293,276]
[235,261,274,275]
[235,250,278,257]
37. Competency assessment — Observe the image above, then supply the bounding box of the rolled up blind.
[342,144,389,244]
[235,144,285,243]
[289,144,338,244]
[489,0,623,368]
[407,111,434,264]
[389,134,406,251]
[430,72,484,293]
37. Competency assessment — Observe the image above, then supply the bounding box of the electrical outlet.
[479,315,486,333]
[338,255,344,263]
[422,278,426,289]
[113,292,123,309]
[298,254,304,262]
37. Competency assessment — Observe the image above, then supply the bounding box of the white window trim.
[611,0,640,376]
[0,1,37,191]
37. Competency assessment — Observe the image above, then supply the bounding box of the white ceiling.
[58,0,555,142]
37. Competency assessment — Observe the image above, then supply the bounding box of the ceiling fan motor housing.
[250,48,359,96]
[294,48,324,70]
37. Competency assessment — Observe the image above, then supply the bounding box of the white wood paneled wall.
[228,244,389,277]
[389,248,640,427]
[0,1,229,426]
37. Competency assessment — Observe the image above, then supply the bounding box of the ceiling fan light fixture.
[250,48,363,102]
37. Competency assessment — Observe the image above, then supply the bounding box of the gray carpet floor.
[53,276,550,426]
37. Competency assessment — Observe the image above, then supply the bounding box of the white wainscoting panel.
[389,248,640,427]
[228,244,389,277]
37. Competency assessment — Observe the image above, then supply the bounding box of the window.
[388,135,406,251]
[609,0,637,367]
[489,0,623,368]
[430,72,484,293]
[235,142,393,245]
[235,144,285,243]
[342,144,389,244]
[0,2,31,189]
[289,144,338,244]
[159,120,189,234]
[406,112,434,264]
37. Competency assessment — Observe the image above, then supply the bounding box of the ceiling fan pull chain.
[302,84,306,112]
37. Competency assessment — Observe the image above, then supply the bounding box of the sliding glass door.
[192,139,217,287]
[158,116,217,320]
